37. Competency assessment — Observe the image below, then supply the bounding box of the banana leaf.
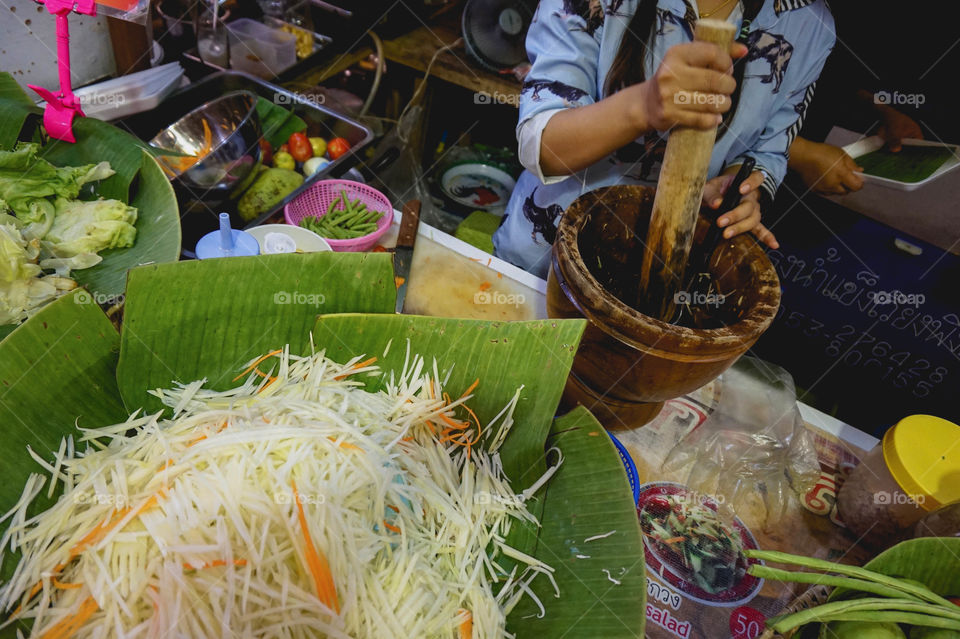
[0,73,40,150]
[0,289,126,600]
[0,252,647,638]
[830,537,960,600]
[116,252,395,414]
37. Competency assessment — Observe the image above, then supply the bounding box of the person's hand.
[876,106,923,152]
[633,41,748,132]
[791,140,864,195]
[701,168,779,249]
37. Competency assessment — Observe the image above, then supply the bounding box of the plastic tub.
[71,63,184,120]
[837,415,960,549]
[284,180,392,252]
[226,18,297,78]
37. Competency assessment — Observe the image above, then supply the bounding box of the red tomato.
[327,137,351,160]
[287,132,312,163]
[258,139,273,166]
[278,143,289,154]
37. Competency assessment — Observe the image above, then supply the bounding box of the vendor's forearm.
[538,85,650,177]
[788,136,812,170]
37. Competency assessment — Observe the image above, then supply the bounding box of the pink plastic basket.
[284,179,393,252]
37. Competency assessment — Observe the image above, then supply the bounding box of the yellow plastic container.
[837,415,960,549]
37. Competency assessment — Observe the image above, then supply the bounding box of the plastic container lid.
[882,415,960,511]
[196,213,260,259]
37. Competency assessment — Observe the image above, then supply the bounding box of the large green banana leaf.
[0,253,646,638]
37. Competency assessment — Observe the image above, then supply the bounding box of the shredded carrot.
[233,350,284,381]
[327,436,362,451]
[497,272,503,279]
[38,595,98,639]
[186,434,207,447]
[478,281,492,292]
[291,481,339,614]
[382,520,401,534]
[458,609,473,639]
[438,413,468,430]
[662,536,686,545]
[334,357,378,381]
[53,578,82,589]
[69,491,164,559]
[395,276,406,289]
[386,504,400,513]
[183,559,248,571]
[460,379,480,399]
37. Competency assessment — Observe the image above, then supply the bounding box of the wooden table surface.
[294,22,521,104]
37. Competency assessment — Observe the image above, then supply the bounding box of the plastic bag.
[661,356,820,528]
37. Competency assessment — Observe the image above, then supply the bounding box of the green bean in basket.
[299,191,385,240]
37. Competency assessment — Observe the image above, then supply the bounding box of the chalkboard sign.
[751,188,959,437]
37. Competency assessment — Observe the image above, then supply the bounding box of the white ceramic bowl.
[246,224,332,254]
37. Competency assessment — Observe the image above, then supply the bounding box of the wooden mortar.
[547,185,781,429]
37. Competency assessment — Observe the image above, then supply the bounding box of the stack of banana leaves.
[0,252,646,638]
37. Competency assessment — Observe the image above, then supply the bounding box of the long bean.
[748,566,927,602]
[745,549,955,607]
[301,191,384,240]
[781,612,960,633]
[766,598,960,633]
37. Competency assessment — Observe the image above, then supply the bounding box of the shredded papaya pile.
[0,343,560,638]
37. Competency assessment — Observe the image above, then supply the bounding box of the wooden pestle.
[638,19,738,321]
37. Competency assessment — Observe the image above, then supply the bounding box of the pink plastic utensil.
[27,0,97,143]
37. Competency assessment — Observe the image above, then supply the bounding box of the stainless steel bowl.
[150,90,262,191]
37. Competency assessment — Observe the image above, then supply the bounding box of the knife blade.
[394,199,421,313]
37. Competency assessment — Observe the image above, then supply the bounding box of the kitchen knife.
[394,199,421,313]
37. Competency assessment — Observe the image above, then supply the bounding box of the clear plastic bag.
[661,356,821,527]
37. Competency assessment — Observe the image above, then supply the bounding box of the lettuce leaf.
[44,197,137,257]
[0,143,114,220]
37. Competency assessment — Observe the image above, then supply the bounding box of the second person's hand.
[702,169,779,249]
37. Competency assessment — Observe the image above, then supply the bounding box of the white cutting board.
[379,211,547,321]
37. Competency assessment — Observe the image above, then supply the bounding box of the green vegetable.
[44,197,137,258]
[910,627,960,638]
[273,151,295,171]
[298,192,384,241]
[237,168,303,221]
[454,210,501,254]
[254,97,307,149]
[0,143,113,220]
[746,543,960,639]
[855,145,954,183]
[822,620,906,639]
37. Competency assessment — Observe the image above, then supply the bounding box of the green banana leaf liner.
[0,252,646,638]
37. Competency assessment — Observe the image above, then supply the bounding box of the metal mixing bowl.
[150,90,262,191]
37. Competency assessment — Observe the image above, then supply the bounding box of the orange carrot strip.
[186,434,207,447]
[438,413,468,430]
[327,437,362,451]
[334,357,378,380]
[386,505,400,513]
[479,281,491,291]
[233,350,283,381]
[291,481,339,614]
[382,520,401,534]
[69,491,163,559]
[662,536,686,545]
[53,578,82,590]
[458,609,473,639]
[460,379,480,399]
[38,595,98,639]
